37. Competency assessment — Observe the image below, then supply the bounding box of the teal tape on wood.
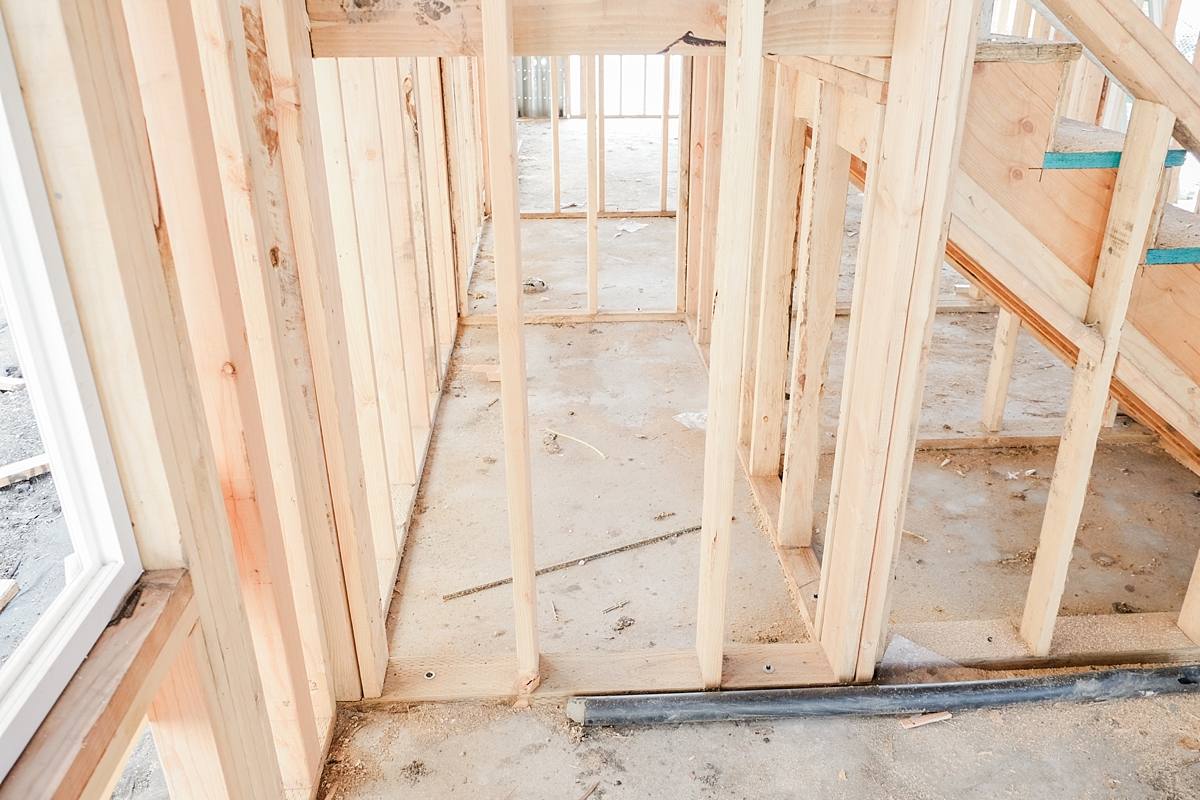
[1145,248,1200,265]
[1042,150,1186,170]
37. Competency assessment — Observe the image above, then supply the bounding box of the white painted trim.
[0,10,142,778]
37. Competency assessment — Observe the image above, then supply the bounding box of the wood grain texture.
[0,0,282,793]
[1021,101,1174,656]
[308,0,896,58]
[377,644,835,702]
[1,571,195,800]
[480,0,541,690]
[695,0,768,689]
[818,0,982,683]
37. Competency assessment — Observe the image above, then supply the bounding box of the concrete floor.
[322,115,1200,800]
[94,112,1200,798]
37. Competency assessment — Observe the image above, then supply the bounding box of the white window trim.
[0,11,143,779]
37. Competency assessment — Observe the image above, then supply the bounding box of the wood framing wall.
[7,0,1200,796]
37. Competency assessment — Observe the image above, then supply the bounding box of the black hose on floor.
[566,664,1200,726]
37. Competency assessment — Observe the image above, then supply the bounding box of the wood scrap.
[900,711,952,729]
[0,579,18,613]
[442,525,700,600]
[0,376,26,391]
[0,453,50,488]
[463,364,501,382]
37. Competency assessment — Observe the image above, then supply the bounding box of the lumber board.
[746,66,807,477]
[910,416,1155,449]
[778,79,856,551]
[674,56,693,314]
[0,1,282,794]
[375,644,836,703]
[259,0,375,701]
[773,55,888,104]
[339,58,417,493]
[459,311,685,327]
[0,579,15,613]
[128,2,336,786]
[308,0,896,58]
[818,0,982,683]
[394,59,444,394]
[586,55,599,314]
[945,176,1200,473]
[1021,101,1174,657]
[695,57,725,346]
[737,58,781,461]
[685,57,710,323]
[695,0,768,689]
[313,58,391,696]
[417,59,460,350]
[982,309,1022,431]
[480,0,541,692]
[0,376,24,391]
[375,59,433,433]
[0,571,195,800]
[0,453,49,488]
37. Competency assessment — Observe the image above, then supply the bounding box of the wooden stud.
[306,0,898,59]
[982,308,1022,432]
[660,55,672,213]
[737,59,780,460]
[396,58,444,391]
[124,0,330,784]
[695,0,768,689]
[695,59,726,346]
[441,59,475,317]
[552,57,562,214]
[778,79,857,551]
[480,0,541,693]
[684,57,710,323]
[746,66,811,479]
[0,0,283,790]
[415,58,460,350]
[336,62,413,574]
[375,59,434,435]
[598,57,606,213]
[674,56,693,315]
[1021,100,1175,656]
[147,627,232,800]
[586,56,600,315]
[258,0,377,701]
[313,58,391,695]
[817,0,983,683]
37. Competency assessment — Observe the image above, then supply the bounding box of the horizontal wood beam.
[375,644,836,702]
[0,571,196,800]
[307,0,896,58]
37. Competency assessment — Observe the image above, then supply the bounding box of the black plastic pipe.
[566,664,1200,726]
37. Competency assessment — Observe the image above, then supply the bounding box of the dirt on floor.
[0,300,71,668]
[329,108,1200,798]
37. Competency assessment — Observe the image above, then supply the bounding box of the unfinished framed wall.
[5,0,1200,797]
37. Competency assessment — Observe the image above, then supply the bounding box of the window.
[0,12,142,778]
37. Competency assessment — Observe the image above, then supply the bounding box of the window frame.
[0,10,143,779]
